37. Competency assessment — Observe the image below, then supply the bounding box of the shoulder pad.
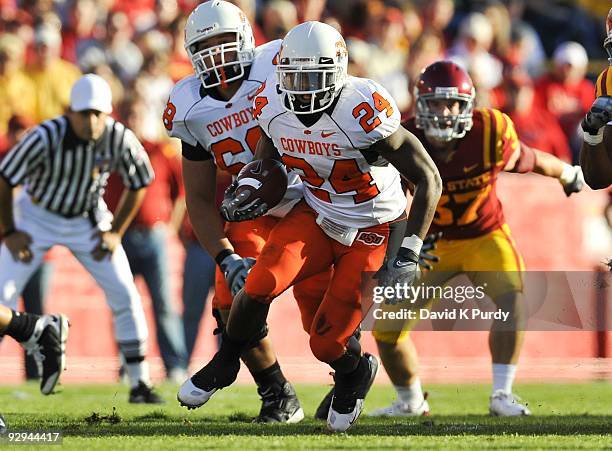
[164,75,203,146]
[249,40,282,83]
[252,75,285,137]
[333,76,400,149]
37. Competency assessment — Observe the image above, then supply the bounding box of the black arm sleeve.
[182,140,213,161]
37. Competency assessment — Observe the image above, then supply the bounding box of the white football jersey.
[164,39,302,215]
[254,75,407,229]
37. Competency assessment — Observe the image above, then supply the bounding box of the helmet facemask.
[605,34,612,65]
[187,31,254,88]
[606,9,612,65]
[415,89,474,142]
[277,57,345,115]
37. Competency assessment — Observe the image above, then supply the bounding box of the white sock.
[395,378,424,406]
[126,360,151,388]
[492,363,516,394]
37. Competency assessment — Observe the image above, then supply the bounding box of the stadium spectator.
[327,0,387,40]
[293,0,326,23]
[365,6,409,82]
[534,41,595,162]
[261,0,299,42]
[58,0,101,64]
[166,13,192,83]
[415,0,454,46]
[482,0,512,60]
[131,51,174,142]
[447,12,503,91]
[228,0,266,45]
[346,38,371,79]
[154,0,181,31]
[505,21,546,78]
[520,1,602,58]
[25,24,81,123]
[0,34,36,137]
[106,95,189,383]
[111,0,156,30]
[503,68,572,162]
[78,11,143,84]
[402,31,446,111]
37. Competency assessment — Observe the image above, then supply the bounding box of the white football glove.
[559,164,584,197]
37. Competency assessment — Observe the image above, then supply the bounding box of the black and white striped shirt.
[0,115,154,218]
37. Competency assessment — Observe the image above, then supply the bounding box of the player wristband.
[583,128,604,146]
[400,234,423,257]
[215,249,235,267]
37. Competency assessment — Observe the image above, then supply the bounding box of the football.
[234,158,288,210]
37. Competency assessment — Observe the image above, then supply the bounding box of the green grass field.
[0,382,611,449]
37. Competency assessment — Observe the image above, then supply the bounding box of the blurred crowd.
[0,0,609,380]
[0,0,609,163]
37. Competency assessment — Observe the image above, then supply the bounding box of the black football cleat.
[327,353,379,432]
[314,386,334,420]
[177,350,240,409]
[129,381,165,404]
[253,381,304,423]
[22,314,69,395]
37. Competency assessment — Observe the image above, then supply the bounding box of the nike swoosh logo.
[464,163,479,173]
[321,131,336,138]
[394,260,413,268]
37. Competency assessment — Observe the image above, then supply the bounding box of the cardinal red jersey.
[404,108,519,240]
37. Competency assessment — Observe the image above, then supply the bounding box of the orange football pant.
[245,201,395,363]
[213,213,331,333]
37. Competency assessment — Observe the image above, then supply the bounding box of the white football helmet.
[184,0,255,88]
[276,21,348,114]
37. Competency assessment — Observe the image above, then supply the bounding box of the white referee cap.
[70,74,113,114]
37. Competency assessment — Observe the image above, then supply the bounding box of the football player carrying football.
[580,7,612,189]
[181,21,442,432]
[371,61,584,418]
[169,1,329,423]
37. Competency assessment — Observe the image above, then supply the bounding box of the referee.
[0,74,163,403]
